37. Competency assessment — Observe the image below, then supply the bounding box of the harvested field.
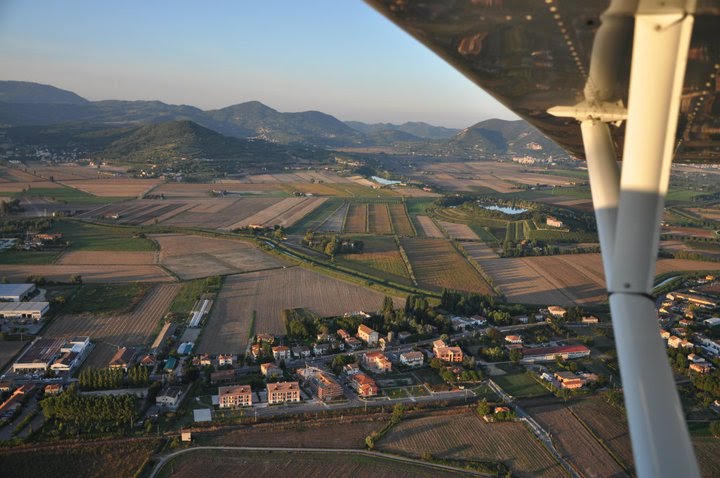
[339,236,411,284]
[378,410,565,478]
[570,398,634,470]
[0,181,62,193]
[0,264,172,283]
[344,203,368,233]
[46,283,180,367]
[438,221,480,240]
[167,197,280,229]
[526,403,628,478]
[60,178,161,197]
[0,167,44,182]
[401,238,493,294]
[229,197,327,229]
[158,450,467,478]
[57,251,156,265]
[479,254,720,305]
[0,340,28,372]
[694,438,720,478]
[316,203,348,233]
[368,203,392,234]
[26,164,108,181]
[460,241,500,260]
[81,200,194,225]
[198,267,402,354]
[154,182,281,198]
[0,439,160,478]
[388,203,415,236]
[661,225,716,238]
[684,206,720,221]
[413,215,444,238]
[204,416,384,448]
[153,234,285,280]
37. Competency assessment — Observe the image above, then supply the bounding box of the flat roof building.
[0,283,35,302]
[12,337,64,373]
[521,345,591,363]
[0,302,49,321]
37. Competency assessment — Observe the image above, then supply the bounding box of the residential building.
[699,337,720,356]
[218,354,235,367]
[299,368,344,401]
[164,357,177,373]
[195,354,212,367]
[399,351,424,367]
[313,343,331,356]
[688,353,705,363]
[272,346,291,362]
[547,306,567,318]
[0,384,35,418]
[336,329,350,341]
[267,382,301,405]
[250,343,263,360]
[344,337,362,350]
[554,371,586,389]
[660,329,671,340]
[521,345,591,363]
[260,362,282,378]
[433,339,463,362]
[256,333,275,344]
[292,345,311,359]
[546,216,564,228]
[581,316,599,324]
[343,363,360,376]
[218,385,252,408]
[139,354,157,367]
[358,324,379,346]
[668,336,693,349]
[363,351,392,373]
[210,369,236,385]
[44,383,63,395]
[156,386,184,408]
[108,347,136,371]
[349,372,378,397]
[0,283,35,302]
[704,317,720,327]
[667,292,716,308]
[0,302,49,321]
[690,363,712,374]
[505,335,523,344]
[397,331,413,342]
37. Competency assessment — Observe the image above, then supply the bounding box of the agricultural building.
[12,337,65,373]
[0,302,49,321]
[150,321,176,355]
[0,283,36,302]
[521,345,591,363]
[218,385,252,408]
[272,345,291,362]
[349,372,378,397]
[260,362,282,378]
[362,351,392,373]
[267,381,301,404]
[358,324,379,346]
[400,351,424,367]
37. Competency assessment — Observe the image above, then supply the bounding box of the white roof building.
[0,283,36,302]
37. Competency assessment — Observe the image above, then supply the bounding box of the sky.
[0,0,516,128]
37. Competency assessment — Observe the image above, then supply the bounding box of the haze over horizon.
[0,0,517,128]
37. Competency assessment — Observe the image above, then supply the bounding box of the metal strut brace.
[549,1,699,477]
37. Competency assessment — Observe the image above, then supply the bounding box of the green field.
[63,283,151,315]
[0,250,60,265]
[492,365,550,398]
[47,220,157,251]
[405,198,435,215]
[286,198,343,233]
[169,276,222,316]
[337,235,411,285]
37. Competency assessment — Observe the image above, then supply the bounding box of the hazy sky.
[0,0,516,127]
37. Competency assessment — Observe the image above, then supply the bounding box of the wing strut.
[550,1,699,476]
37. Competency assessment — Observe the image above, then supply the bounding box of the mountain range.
[0,80,567,160]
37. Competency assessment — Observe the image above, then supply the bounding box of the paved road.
[487,380,581,478]
[149,445,485,478]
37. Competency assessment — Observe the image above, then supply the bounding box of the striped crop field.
[368,203,393,234]
[344,203,368,233]
[388,203,415,236]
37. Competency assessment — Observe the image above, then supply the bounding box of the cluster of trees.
[283,308,326,341]
[302,232,364,256]
[501,239,561,257]
[40,385,138,434]
[378,294,452,338]
[0,199,21,215]
[330,354,356,375]
[78,366,150,390]
[429,356,481,383]
[440,289,526,326]
[691,371,720,406]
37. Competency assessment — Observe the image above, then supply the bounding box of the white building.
[156,386,184,408]
[0,283,36,302]
[0,302,49,320]
[400,351,424,367]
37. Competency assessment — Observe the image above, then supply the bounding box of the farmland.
[62,283,150,315]
[230,197,327,229]
[47,220,157,251]
[413,216,444,238]
[0,340,28,372]
[438,221,480,240]
[315,203,348,233]
[569,398,634,470]
[46,283,179,369]
[477,253,720,305]
[525,402,629,478]
[157,449,468,478]
[344,203,368,233]
[337,236,411,285]
[152,234,286,280]
[491,366,550,398]
[401,238,493,294]
[57,251,156,265]
[694,438,720,478]
[59,178,161,197]
[377,410,566,477]
[198,267,402,354]
[0,439,160,478]
[388,203,415,236]
[0,264,173,283]
[368,203,393,234]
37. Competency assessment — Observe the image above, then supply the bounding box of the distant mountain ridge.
[0,80,564,158]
